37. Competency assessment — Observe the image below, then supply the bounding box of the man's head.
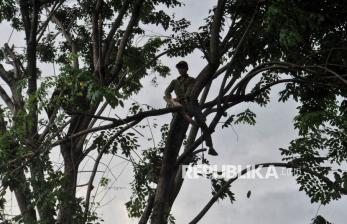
[176,61,188,76]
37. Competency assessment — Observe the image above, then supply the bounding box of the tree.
[0,0,180,223]
[0,0,346,224]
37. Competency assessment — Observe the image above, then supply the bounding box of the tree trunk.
[12,170,37,224]
[169,84,211,209]
[56,113,94,223]
[150,114,189,224]
[56,140,81,224]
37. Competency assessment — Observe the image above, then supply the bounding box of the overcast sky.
[1,1,346,223]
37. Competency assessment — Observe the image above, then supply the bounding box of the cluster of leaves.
[0,0,16,24]
[222,108,256,129]
[140,0,182,30]
[142,8,202,58]
[92,128,139,157]
[0,126,32,188]
[210,178,235,204]
[223,1,283,75]
[37,33,57,63]
[120,37,171,97]
[125,147,160,218]
[0,112,66,223]
[48,0,181,77]
[264,0,347,62]
[279,83,347,204]
[251,72,280,106]
[126,123,169,218]
[312,215,332,224]
[223,0,347,208]
[222,0,346,83]
[166,31,200,58]
[54,63,130,111]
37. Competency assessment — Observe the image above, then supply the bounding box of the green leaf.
[234,109,256,125]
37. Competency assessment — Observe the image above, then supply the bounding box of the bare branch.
[220,11,239,50]
[36,1,65,42]
[3,44,24,79]
[308,65,347,85]
[0,64,13,85]
[92,0,103,70]
[0,85,15,112]
[88,101,109,129]
[229,61,338,95]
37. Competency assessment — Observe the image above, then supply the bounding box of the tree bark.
[56,112,95,223]
[56,139,82,224]
[150,114,189,224]
[12,169,37,224]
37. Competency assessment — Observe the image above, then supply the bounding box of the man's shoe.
[208,148,218,156]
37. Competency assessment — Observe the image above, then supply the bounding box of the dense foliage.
[0,0,346,223]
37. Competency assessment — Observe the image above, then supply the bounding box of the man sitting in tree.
[164,61,218,156]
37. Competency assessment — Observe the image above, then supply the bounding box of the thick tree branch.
[169,84,212,210]
[190,5,257,101]
[92,0,103,70]
[138,192,156,224]
[209,0,227,64]
[220,4,258,74]
[60,105,183,142]
[230,61,339,95]
[19,0,31,37]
